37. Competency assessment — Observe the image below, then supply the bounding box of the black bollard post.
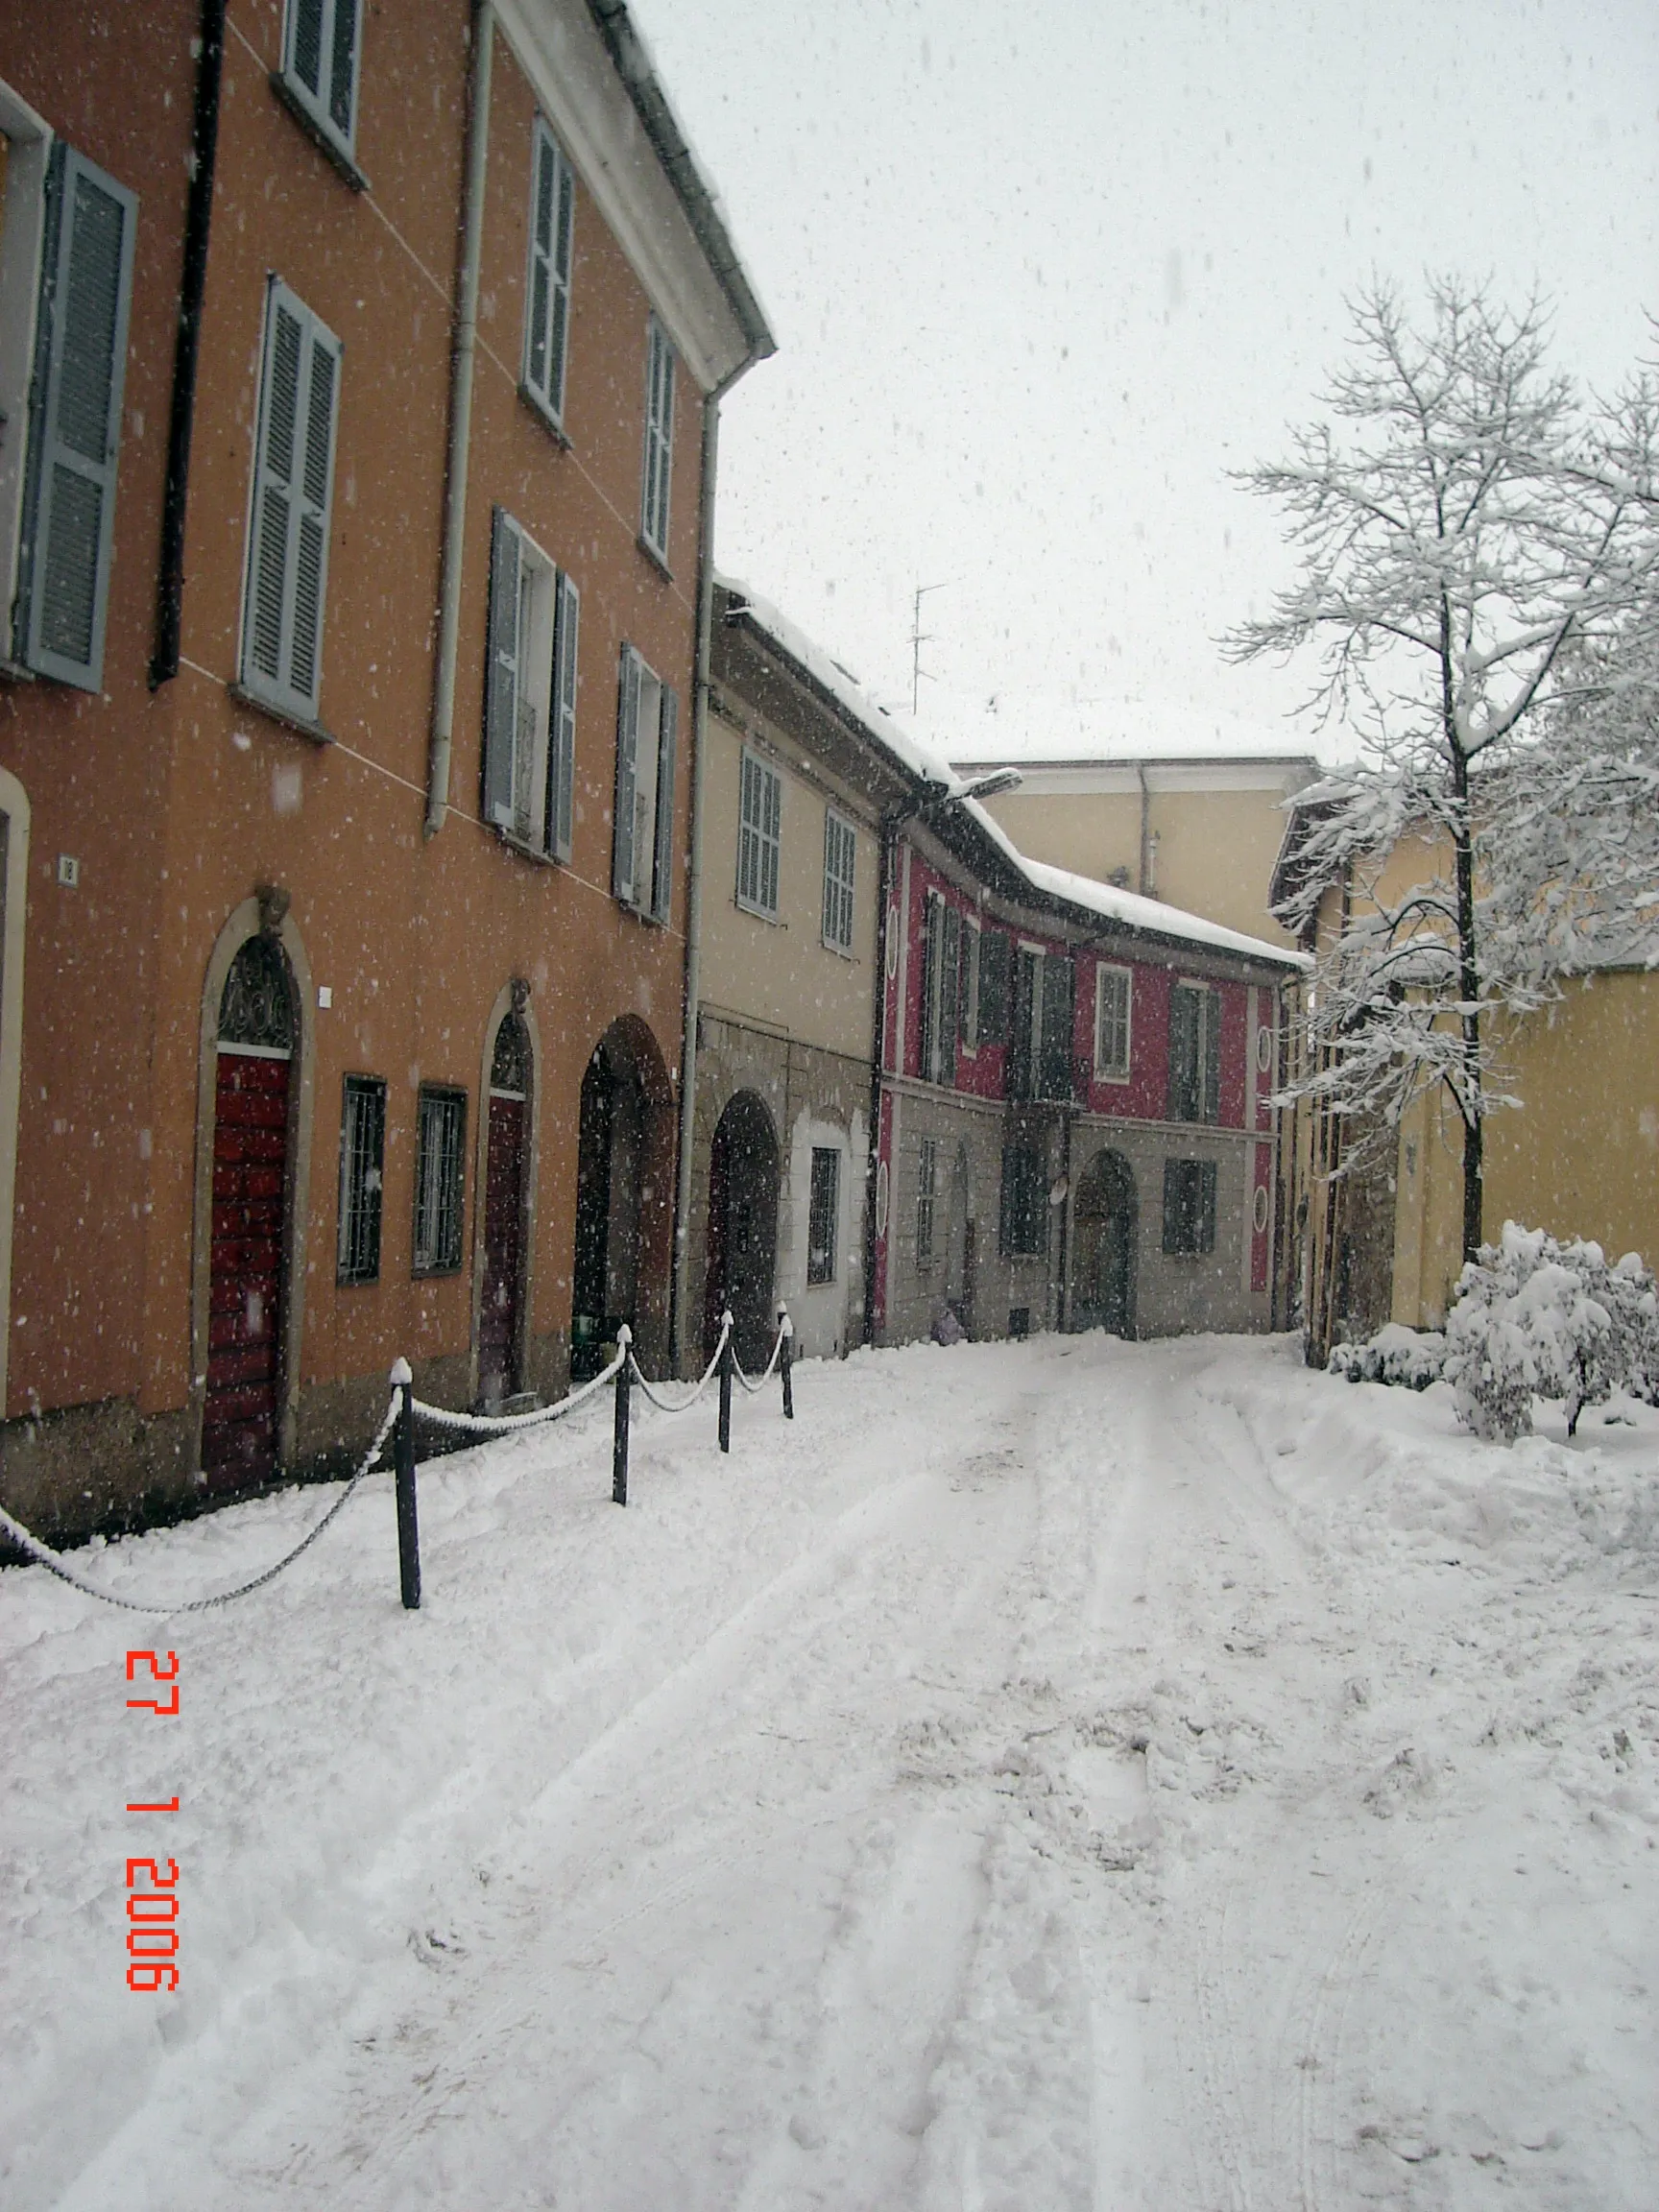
[391,1358,421,1611]
[613,1324,632,1506]
[778,1306,794,1420]
[718,1310,733,1454]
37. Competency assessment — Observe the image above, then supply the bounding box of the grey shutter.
[1039,953,1073,1099]
[613,643,641,902]
[328,0,360,142]
[651,683,677,922]
[548,569,578,861]
[1203,993,1221,1123]
[1167,985,1198,1121]
[919,897,940,1081]
[978,930,1008,1046]
[286,0,359,153]
[1008,950,1036,1098]
[526,130,574,421]
[290,0,325,99]
[17,144,137,691]
[1199,1159,1218,1253]
[483,507,521,827]
[242,282,339,723]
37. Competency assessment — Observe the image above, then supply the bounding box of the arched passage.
[703,1089,781,1370]
[570,1016,674,1379]
[1071,1148,1138,1337]
[478,1007,533,1406]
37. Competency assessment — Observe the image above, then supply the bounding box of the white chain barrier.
[408,1339,627,1435]
[733,1312,791,1396]
[0,1388,401,1615]
[626,1310,731,1412]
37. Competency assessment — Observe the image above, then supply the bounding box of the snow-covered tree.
[1227,279,1659,1259]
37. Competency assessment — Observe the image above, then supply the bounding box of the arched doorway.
[1071,1149,1137,1336]
[943,1142,974,1337]
[479,1010,531,1407]
[571,1017,673,1380]
[203,933,297,1488]
[703,1090,780,1371]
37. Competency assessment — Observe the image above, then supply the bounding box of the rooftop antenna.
[910,579,949,716]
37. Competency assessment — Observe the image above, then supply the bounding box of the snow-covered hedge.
[1444,1223,1659,1443]
[1328,1323,1445,1391]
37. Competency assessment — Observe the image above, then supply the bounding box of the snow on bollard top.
[389,1357,413,1387]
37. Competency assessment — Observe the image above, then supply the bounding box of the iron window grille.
[916,1136,937,1263]
[413,1087,467,1275]
[1162,1157,1218,1256]
[1095,963,1133,1080]
[807,1146,839,1285]
[337,1074,386,1285]
[822,808,856,950]
[737,748,781,918]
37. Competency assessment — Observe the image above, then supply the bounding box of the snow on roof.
[721,576,1309,973]
[939,690,1327,771]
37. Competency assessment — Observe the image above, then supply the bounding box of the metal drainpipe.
[1136,761,1151,897]
[148,0,226,689]
[425,0,495,837]
[860,810,901,1346]
[668,364,750,1374]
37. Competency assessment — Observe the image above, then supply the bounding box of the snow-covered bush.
[1444,1223,1659,1442]
[1328,1323,1445,1391]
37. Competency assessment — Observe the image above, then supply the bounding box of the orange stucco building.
[0,0,771,1535]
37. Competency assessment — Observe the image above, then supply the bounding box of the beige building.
[949,746,1321,951]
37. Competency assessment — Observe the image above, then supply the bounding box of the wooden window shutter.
[1167,984,1198,1121]
[613,643,641,902]
[525,126,574,423]
[16,144,137,692]
[242,281,340,723]
[327,0,360,142]
[1203,992,1221,1123]
[939,905,961,1087]
[482,506,522,827]
[284,0,362,156]
[651,683,677,922]
[1199,1159,1218,1251]
[547,569,578,861]
[919,895,940,1081]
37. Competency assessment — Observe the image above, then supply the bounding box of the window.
[278,0,364,170]
[640,315,674,561]
[1162,1157,1217,1256]
[1095,964,1133,1081]
[522,121,574,431]
[998,1142,1046,1257]
[413,1087,467,1275]
[807,1146,839,1284]
[483,506,578,860]
[241,279,341,729]
[961,922,981,1050]
[736,748,781,918]
[919,893,961,1087]
[977,928,1009,1046]
[613,643,677,918]
[11,139,136,692]
[337,1074,386,1285]
[1039,954,1077,1100]
[822,809,855,951]
[1167,982,1220,1123]
[916,1136,937,1262]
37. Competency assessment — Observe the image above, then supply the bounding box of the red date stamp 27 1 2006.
[126,1650,180,1993]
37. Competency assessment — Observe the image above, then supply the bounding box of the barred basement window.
[413,1087,467,1275]
[337,1074,386,1285]
[916,1136,937,1263]
[807,1146,839,1285]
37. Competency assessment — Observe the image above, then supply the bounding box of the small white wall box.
[318,986,332,1008]
[57,855,79,887]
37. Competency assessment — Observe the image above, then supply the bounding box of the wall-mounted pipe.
[425,0,495,836]
[149,0,226,689]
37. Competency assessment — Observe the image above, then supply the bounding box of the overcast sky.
[630,0,1659,759]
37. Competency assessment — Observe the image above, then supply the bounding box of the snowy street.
[4,1333,1656,2210]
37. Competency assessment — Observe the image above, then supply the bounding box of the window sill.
[496,828,562,868]
[337,1272,383,1289]
[269,72,371,192]
[617,897,666,928]
[1094,1068,1132,1087]
[518,383,572,449]
[735,896,783,926]
[412,1263,464,1281]
[636,534,674,583]
[820,934,859,962]
[228,682,336,747]
[0,655,36,685]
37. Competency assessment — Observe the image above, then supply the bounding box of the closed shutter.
[525,125,574,422]
[1040,953,1074,1099]
[1008,950,1036,1099]
[651,683,677,922]
[939,904,961,1087]
[641,319,674,555]
[919,896,940,1081]
[547,568,578,861]
[482,507,521,827]
[17,144,137,692]
[978,930,1008,1046]
[1199,1159,1218,1252]
[1203,992,1221,1123]
[613,643,641,902]
[1167,984,1198,1121]
[242,281,341,724]
[285,0,362,156]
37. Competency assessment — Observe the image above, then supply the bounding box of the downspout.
[148,0,226,688]
[668,360,752,1374]
[1136,761,1151,897]
[861,808,902,1345]
[425,0,495,836]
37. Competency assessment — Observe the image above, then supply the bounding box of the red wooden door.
[202,1047,289,1489]
[480,1093,524,1402]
